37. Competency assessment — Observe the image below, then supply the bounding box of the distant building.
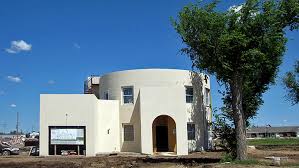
[247,126,299,138]
[40,69,213,156]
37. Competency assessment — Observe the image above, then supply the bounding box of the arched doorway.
[152,115,176,153]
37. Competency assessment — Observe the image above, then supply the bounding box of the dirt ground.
[0,149,299,168]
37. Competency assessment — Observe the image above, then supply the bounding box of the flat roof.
[247,126,299,133]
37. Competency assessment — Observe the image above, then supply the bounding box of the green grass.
[231,160,299,167]
[221,158,270,166]
[248,138,299,146]
[232,159,262,165]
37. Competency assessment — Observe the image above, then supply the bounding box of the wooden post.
[28,146,33,156]
[54,145,57,155]
[77,145,80,155]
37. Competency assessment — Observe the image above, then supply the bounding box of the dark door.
[156,126,168,152]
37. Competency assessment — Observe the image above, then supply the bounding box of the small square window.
[187,123,195,140]
[122,87,134,104]
[185,87,193,103]
[123,124,134,141]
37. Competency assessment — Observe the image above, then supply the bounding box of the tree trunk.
[231,73,247,160]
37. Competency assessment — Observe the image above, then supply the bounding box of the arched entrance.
[152,115,176,153]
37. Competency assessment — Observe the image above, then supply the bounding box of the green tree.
[283,60,299,105]
[213,112,237,158]
[173,0,299,160]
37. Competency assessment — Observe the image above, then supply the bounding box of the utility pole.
[16,112,19,137]
[66,113,68,126]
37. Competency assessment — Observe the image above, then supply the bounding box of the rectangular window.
[187,123,195,140]
[204,88,210,106]
[123,124,134,141]
[122,86,134,104]
[185,86,193,103]
[104,91,109,100]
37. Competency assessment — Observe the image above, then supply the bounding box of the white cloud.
[229,4,243,13]
[229,4,258,17]
[10,104,16,108]
[5,40,32,54]
[73,43,81,49]
[48,80,55,85]
[7,76,22,83]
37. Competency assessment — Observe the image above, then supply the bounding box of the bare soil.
[0,149,298,168]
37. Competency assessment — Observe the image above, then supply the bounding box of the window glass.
[123,125,134,141]
[122,87,134,104]
[123,87,133,95]
[186,87,193,103]
[104,91,109,100]
[187,123,195,140]
[204,88,210,106]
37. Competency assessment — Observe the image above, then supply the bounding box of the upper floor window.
[204,88,210,106]
[122,86,134,104]
[185,86,193,103]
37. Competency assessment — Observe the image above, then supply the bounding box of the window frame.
[122,86,134,105]
[185,86,194,103]
[204,88,210,106]
[104,91,109,100]
[187,123,196,140]
[123,124,134,142]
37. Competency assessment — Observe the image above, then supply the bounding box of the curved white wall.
[98,69,210,154]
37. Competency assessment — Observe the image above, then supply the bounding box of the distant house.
[247,126,299,138]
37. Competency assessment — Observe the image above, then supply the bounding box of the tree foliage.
[173,0,299,160]
[283,60,299,105]
[213,113,237,158]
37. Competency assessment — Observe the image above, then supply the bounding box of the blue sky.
[0,0,298,133]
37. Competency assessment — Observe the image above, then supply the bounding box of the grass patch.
[221,158,270,166]
[231,159,299,167]
[282,162,299,167]
[221,154,269,165]
[248,138,299,146]
[232,159,261,165]
[220,153,234,163]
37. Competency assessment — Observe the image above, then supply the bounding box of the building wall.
[186,73,211,151]
[40,69,211,156]
[139,86,188,155]
[96,100,120,153]
[98,69,210,154]
[40,94,119,156]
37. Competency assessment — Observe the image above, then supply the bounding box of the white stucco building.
[40,69,212,156]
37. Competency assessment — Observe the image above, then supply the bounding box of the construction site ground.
[0,147,299,168]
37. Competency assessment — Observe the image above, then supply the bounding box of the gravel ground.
[0,149,298,168]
